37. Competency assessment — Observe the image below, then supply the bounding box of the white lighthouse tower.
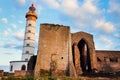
[9,4,37,73]
[22,4,37,61]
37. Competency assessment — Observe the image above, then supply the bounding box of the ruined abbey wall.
[33,23,120,78]
[71,32,97,75]
[96,51,120,72]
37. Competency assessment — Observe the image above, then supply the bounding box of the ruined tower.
[22,4,37,61]
[34,24,75,77]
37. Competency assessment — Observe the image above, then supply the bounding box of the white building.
[9,4,37,73]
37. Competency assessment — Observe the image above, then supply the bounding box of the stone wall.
[96,50,120,72]
[0,70,4,76]
[14,70,27,77]
[34,24,70,77]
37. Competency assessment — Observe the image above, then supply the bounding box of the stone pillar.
[68,33,77,77]
[89,46,98,72]
[74,43,82,75]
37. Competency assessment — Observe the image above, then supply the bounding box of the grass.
[1,75,120,80]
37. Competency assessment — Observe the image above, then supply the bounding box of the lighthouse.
[22,4,37,61]
[9,4,37,73]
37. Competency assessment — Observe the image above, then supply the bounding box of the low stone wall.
[96,50,120,72]
[0,70,4,76]
[14,70,26,77]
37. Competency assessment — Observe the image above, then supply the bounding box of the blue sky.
[0,0,120,71]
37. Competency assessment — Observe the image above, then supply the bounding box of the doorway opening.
[21,65,26,70]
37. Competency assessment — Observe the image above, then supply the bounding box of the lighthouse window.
[28,30,31,33]
[61,57,63,59]
[26,44,30,46]
[25,58,28,61]
[28,24,31,26]
[27,37,30,39]
[26,51,29,54]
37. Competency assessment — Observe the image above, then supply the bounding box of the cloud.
[1,18,8,23]
[12,29,24,41]
[3,28,11,36]
[42,0,101,27]
[108,0,120,15]
[42,0,60,9]
[94,19,114,33]
[3,42,22,50]
[18,21,23,24]
[35,4,42,15]
[83,0,99,14]
[99,36,113,49]
[10,24,17,29]
[4,31,9,36]
[16,0,25,5]
[114,33,120,38]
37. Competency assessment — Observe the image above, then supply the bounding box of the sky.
[0,0,120,71]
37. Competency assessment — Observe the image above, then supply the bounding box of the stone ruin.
[26,24,120,78]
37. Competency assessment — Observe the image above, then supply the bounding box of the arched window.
[10,65,13,71]
[21,65,26,70]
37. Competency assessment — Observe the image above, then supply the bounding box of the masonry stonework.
[0,70,4,76]
[71,32,97,75]
[96,51,120,72]
[33,24,120,78]
[34,24,71,77]
[14,70,27,77]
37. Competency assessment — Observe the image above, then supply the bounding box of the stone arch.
[21,65,26,70]
[72,32,97,75]
[77,38,91,72]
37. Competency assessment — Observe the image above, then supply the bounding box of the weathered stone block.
[0,70,4,76]
[14,70,26,77]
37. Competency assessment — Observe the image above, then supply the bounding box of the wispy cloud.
[94,19,114,33]
[16,0,26,5]
[114,33,120,38]
[42,0,60,9]
[99,36,114,49]
[10,23,17,29]
[108,0,120,21]
[41,0,117,35]
[3,28,11,36]
[3,43,22,50]
[1,18,8,23]
[18,21,23,24]
[108,0,120,15]
[12,29,24,41]
[41,0,101,27]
